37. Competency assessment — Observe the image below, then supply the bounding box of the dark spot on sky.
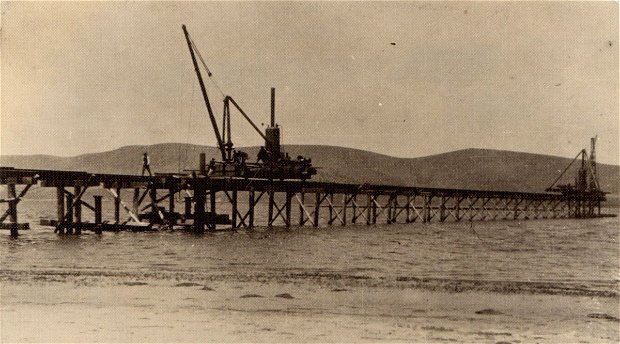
[390,42,396,46]
[608,41,613,47]
[464,9,468,14]
[509,75,515,80]
[554,83,561,87]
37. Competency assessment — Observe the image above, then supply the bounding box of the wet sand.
[2,275,618,343]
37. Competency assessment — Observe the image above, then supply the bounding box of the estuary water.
[1,198,618,297]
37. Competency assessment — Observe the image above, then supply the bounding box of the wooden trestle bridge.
[0,166,607,237]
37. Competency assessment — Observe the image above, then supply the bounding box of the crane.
[181,25,317,180]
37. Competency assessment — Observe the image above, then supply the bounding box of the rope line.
[188,35,226,100]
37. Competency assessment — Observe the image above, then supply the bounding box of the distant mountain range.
[1,144,618,197]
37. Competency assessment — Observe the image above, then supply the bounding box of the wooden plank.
[107,188,142,223]
[0,223,29,230]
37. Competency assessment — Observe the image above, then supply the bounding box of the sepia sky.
[1,1,618,164]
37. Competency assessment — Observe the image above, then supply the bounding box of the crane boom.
[182,25,226,161]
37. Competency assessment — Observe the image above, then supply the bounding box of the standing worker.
[142,152,152,176]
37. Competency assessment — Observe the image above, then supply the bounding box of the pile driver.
[182,25,317,180]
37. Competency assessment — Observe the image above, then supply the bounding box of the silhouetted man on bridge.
[142,153,152,176]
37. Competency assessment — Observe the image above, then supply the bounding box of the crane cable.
[188,35,226,100]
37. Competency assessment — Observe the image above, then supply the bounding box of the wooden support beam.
[74,186,82,235]
[366,194,372,225]
[7,184,18,237]
[295,194,314,226]
[65,192,74,234]
[56,187,65,234]
[467,197,479,221]
[0,184,33,225]
[298,192,305,226]
[513,198,523,220]
[285,192,292,228]
[422,194,430,223]
[371,194,377,224]
[268,189,275,227]
[324,194,344,225]
[405,195,411,223]
[327,193,334,225]
[387,194,393,224]
[224,190,248,228]
[62,189,96,212]
[248,189,255,229]
[439,196,447,222]
[184,196,192,221]
[194,183,206,232]
[209,189,217,231]
[231,189,238,228]
[342,194,348,226]
[94,196,103,224]
[106,189,142,223]
[314,193,321,227]
[351,194,357,224]
[132,188,140,216]
[114,187,121,223]
[150,186,158,222]
[169,188,175,219]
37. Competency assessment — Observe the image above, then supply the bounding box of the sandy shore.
[1,276,618,343]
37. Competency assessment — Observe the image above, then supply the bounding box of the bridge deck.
[0,167,608,237]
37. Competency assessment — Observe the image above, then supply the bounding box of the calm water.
[1,198,618,296]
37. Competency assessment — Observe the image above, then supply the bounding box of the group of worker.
[257,146,305,165]
[140,146,310,177]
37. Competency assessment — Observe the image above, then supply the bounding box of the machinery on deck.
[182,25,316,180]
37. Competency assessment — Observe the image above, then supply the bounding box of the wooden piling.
[371,194,377,224]
[65,192,74,234]
[168,188,175,219]
[366,194,372,225]
[194,183,206,232]
[74,186,82,235]
[313,193,320,227]
[387,194,393,224]
[342,194,348,226]
[248,189,255,228]
[7,184,18,237]
[113,187,121,223]
[439,196,446,222]
[132,188,140,216]
[328,193,334,225]
[231,189,238,228]
[351,194,357,224]
[298,192,305,226]
[209,189,217,230]
[149,186,158,222]
[94,195,103,234]
[94,196,102,224]
[56,187,65,233]
[285,192,292,227]
[268,189,275,227]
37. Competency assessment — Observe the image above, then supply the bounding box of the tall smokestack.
[271,87,275,127]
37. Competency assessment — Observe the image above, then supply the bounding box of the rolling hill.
[1,144,618,196]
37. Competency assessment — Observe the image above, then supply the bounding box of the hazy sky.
[1,1,618,164]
